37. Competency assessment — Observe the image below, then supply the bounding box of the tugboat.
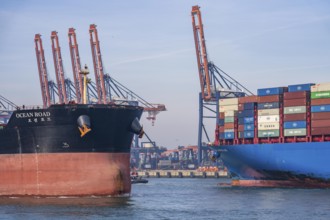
[131,171,148,184]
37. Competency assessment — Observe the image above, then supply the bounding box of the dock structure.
[137,170,228,178]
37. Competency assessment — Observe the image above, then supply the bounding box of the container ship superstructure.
[216,82,330,187]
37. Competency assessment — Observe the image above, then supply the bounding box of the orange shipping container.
[311,98,330,106]
[238,125,244,132]
[311,112,330,120]
[238,96,258,104]
[283,91,309,100]
[311,127,330,135]
[224,123,235,129]
[258,95,282,103]
[311,119,330,128]
[283,113,307,121]
[283,98,308,107]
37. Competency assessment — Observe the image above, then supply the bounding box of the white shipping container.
[258,115,280,123]
[284,128,307,136]
[311,82,330,92]
[224,129,235,132]
[224,110,237,117]
[258,122,280,130]
[284,106,306,114]
[219,98,239,106]
[219,105,238,112]
[258,108,280,116]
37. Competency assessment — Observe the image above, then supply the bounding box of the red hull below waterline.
[0,153,131,196]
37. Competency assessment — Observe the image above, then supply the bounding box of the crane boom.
[51,31,68,104]
[191,5,212,101]
[89,24,107,104]
[68,28,83,104]
[35,34,52,108]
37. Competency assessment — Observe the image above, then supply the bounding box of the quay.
[137,170,228,178]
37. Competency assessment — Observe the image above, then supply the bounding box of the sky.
[1,0,330,149]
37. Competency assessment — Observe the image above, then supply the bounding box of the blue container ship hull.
[219,142,330,187]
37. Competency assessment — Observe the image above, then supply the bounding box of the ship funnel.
[77,115,91,137]
[131,117,144,138]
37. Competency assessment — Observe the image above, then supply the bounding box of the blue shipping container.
[224,132,235,140]
[244,123,254,131]
[257,87,287,96]
[258,102,280,109]
[283,121,307,129]
[219,133,225,139]
[311,105,330,113]
[238,118,245,125]
[219,119,225,126]
[244,131,254,139]
[244,102,256,110]
[288,83,315,92]
[244,117,254,124]
[238,110,255,118]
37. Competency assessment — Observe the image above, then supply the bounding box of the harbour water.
[1,178,330,219]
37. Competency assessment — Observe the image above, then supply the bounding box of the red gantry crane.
[35,34,52,108]
[192,5,213,101]
[191,6,253,165]
[89,24,107,104]
[51,31,68,104]
[35,25,166,127]
[68,28,83,104]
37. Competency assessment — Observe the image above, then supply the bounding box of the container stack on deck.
[218,82,330,145]
[283,83,313,139]
[219,98,239,143]
[257,87,286,139]
[311,83,330,136]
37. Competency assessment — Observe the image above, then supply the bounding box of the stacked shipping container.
[283,83,313,137]
[257,87,286,138]
[219,98,238,140]
[218,82,330,145]
[311,83,330,135]
[237,97,257,139]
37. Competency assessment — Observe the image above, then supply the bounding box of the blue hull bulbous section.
[220,142,330,183]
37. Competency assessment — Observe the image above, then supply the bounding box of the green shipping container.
[258,129,280,137]
[311,91,330,99]
[224,117,235,123]
[284,128,307,137]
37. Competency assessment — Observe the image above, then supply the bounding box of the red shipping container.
[283,98,308,107]
[238,125,244,132]
[311,112,330,120]
[311,127,330,135]
[284,113,307,121]
[224,123,235,129]
[311,119,330,128]
[219,126,225,133]
[283,91,309,100]
[219,112,225,119]
[311,98,330,106]
[258,95,282,103]
[238,95,258,104]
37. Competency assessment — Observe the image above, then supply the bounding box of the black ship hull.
[0,104,143,196]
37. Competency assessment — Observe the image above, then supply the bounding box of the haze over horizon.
[1,0,330,149]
